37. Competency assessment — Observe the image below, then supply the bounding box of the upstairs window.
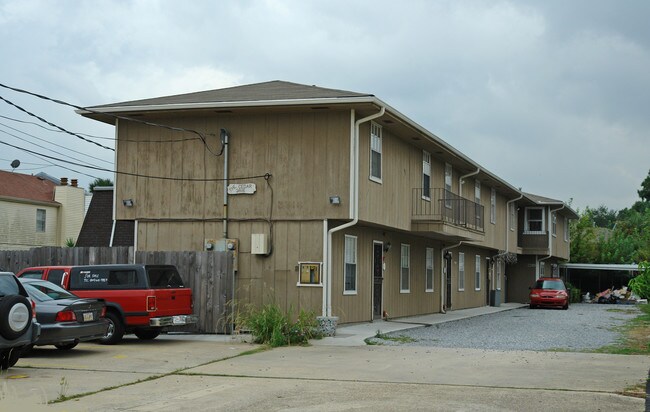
[422,151,431,200]
[36,209,46,232]
[490,188,496,224]
[525,207,545,233]
[370,122,382,182]
[458,252,465,291]
[444,163,453,208]
[475,180,482,226]
[564,217,569,242]
[509,203,516,231]
[552,212,557,236]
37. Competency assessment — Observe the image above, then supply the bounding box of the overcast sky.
[0,0,648,212]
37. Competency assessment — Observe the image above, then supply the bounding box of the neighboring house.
[0,172,85,250]
[79,80,576,324]
[76,186,135,247]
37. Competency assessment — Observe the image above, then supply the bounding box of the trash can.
[489,290,501,307]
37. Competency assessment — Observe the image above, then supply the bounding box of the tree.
[88,177,113,192]
[587,205,617,229]
[570,212,598,263]
[638,169,650,202]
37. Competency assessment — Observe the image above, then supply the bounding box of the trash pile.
[584,286,644,304]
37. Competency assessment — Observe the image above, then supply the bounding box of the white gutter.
[459,168,480,198]
[323,106,385,317]
[539,204,565,262]
[440,242,462,314]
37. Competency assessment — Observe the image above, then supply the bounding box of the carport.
[560,263,639,296]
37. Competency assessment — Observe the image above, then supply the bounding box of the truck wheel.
[134,329,160,340]
[99,312,124,345]
[0,295,32,340]
[0,348,21,370]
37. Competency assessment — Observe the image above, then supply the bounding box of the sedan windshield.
[23,281,77,301]
[533,280,565,290]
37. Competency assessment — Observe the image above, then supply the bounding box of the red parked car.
[529,277,569,310]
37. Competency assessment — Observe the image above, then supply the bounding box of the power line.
[0,94,115,151]
[0,82,223,156]
[0,122,113,165]
[0,139,271,182]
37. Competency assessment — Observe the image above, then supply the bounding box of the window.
[509,203,516,231]
[490,188,496,224]
[539,261,545,277]
[458,252,465,291]
[36,209,46,232]
[525,207,545,233]
[475,180,482,227]
[370,122,382,182]
[552,212,557,236]
[422,151,431,200]
[425,247,434,292]
[444,163,452,208]
[344,235,357,293]
[564,217,569,242]
[475,255,481,290]
[400,244,410,293]
[496,260,502,290]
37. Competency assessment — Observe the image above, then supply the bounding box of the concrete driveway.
[1,335,647,411]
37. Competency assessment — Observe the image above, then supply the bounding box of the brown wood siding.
[448,245,490,310]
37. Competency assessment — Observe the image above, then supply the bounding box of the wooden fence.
[0,247,233,334]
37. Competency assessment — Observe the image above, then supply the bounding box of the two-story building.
[79,81,577,324]
[0,172,85,250]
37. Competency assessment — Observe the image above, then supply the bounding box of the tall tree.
[638,169,650,202]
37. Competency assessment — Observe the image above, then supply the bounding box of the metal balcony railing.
[412,188,484,232]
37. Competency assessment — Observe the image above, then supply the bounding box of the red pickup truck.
[16,264,198,344]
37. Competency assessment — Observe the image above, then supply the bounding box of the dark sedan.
[19,278,109,350]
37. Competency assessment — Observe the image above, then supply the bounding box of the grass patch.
[593,304,650,355]
[617,381,648,399]
[365,330,417,345]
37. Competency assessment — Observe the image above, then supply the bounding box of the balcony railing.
[518,231,549,249]
[412,188,484,232]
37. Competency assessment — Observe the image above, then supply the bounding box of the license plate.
[83,312,94,322]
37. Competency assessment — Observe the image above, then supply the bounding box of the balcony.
[412,188,485,241]
[518,231,549,254]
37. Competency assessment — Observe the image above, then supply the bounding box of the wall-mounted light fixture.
[383,242,392,253]
[329,195,341,205]
[122,199,134,207]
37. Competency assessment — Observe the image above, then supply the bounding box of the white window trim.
[36,208,46,232]
[509,203,516,232]
[552,212,557,237]
[490,188,496,224]
[444,163,453,209]
[343,235,358,295]
[458,252,465,291]
[475,255,481,291]
[422,151,431,201]
[400,243,410,293]
[539,261,546,277]
[369,122,382,184]
[425,247,434,292]
[474,180,481,204]
[524,207,546,234]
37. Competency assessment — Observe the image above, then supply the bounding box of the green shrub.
[239,303,321,347]
[565,281,582,303]
[628,261,650,299]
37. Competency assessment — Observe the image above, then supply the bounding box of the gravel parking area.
[370,303,642,351]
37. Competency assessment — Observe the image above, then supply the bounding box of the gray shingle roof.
[89,80,373,109]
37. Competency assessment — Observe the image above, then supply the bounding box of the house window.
[298,262,322,286]
[525,207,545,233]
[496,260,502,290]
[509,203,516,231]
[36,209,46,232]
[422,151,431,200]
[344,235,357,294]
[370,122,382,182]
[490,188,496,224]
[564,217,569,242]
[458,252,465,291]
[444,163,452,208]
[475,255,481,290]
[425,247,434,292]
[400,244,410,293]
[539,261,545,277]
[552,212,557,236]
[475,180,482,227]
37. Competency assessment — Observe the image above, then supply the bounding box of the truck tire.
[99,312,124,345]
[134,329,160,340]
[0,348,22,370]
[0,295,32,340]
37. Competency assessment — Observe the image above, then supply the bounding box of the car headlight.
[530,293,539,297]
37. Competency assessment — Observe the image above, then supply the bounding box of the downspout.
[221,129,229,239]
[539,204,565,263]
[324,106,385,317]
[440,242,462,314]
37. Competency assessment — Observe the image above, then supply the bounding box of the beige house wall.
[0,199,59,250]
[54,185,86,245]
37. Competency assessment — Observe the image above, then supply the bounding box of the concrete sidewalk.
[312,303,527,346]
